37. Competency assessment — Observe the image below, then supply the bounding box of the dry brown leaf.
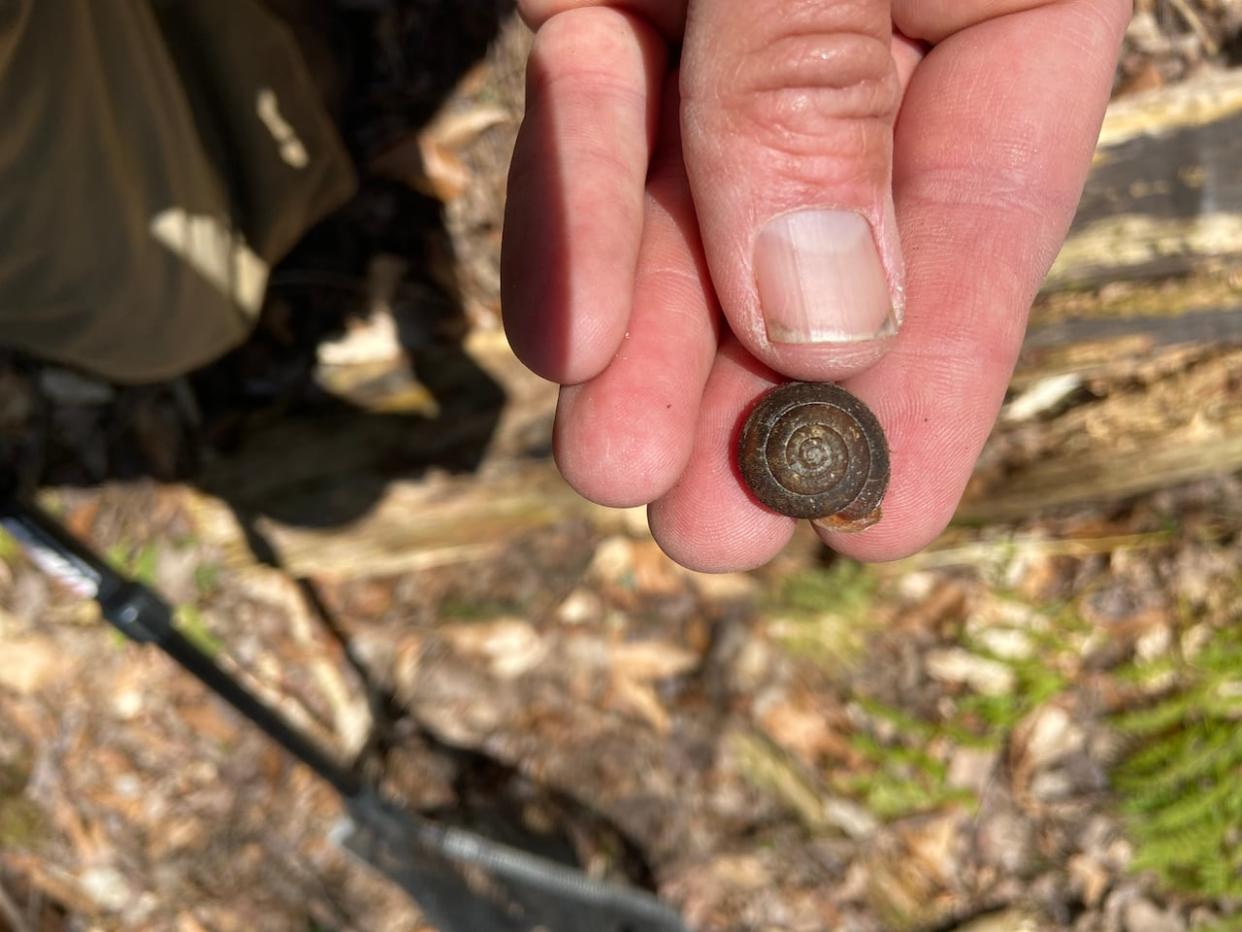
[610,641,698,681]
[1,855,99,918]
[925,648,1015,696]
[370,105,508,203]
[424,104,510,148]
[606,674,671,734]
[441,618,547,679]
[1009,702,1087,808]
[897,813,961,889]
[865,821,962,929]
[755,692,855,767]
[176,911,211,932]
[0,636,63,695]
[176,699,243,745]
[1068,852,1111,908]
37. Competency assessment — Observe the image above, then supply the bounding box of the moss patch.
[1113,617,1242,898]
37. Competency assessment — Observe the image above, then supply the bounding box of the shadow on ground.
[2,0,513,527]
[0,0,665,911]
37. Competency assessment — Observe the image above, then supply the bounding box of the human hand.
[501,0,1131,571]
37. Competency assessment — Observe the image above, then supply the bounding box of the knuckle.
[726,28,900,141]
[905,165,1052,231]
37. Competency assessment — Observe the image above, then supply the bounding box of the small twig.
[1167,0,1219,55]
[0,873,35,932]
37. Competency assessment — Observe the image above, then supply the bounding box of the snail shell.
[738,382,889,525]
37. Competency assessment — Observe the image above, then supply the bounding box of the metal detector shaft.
[0,489,690,932]
[0,493,362,799]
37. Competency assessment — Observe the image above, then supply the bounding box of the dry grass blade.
[1168,0,1218,54]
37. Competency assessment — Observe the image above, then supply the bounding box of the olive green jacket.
[0,0,355,381]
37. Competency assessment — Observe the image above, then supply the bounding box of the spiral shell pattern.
[738,382,890,522]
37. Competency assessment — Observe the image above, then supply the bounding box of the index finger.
[821,0,1130,561]
[501,6,666,384]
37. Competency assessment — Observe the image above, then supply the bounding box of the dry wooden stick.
[1167,0,1218,54]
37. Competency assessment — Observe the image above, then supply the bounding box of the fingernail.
[755,210,897,345]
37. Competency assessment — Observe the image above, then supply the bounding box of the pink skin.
[553,75,721,508]
[503,0,1131,572]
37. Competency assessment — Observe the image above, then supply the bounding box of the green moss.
[765,562,876,670]
[856,697,937,741]
[772,561,875,617]
[1113,620,1242,899]
[947,601,1081,737]
[175,605,223,658]
[834,698,977,822]
[105,539,160,586]
[955,658,1068,733]
[0,527,19,563]
[131,543,158,587]
[842,596,1092,819]
[0,795,46,848]
[729,730,843,835]
[0,754,44,848]
[193,562,221,598]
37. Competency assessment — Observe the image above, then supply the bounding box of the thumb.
[681,0,903,381]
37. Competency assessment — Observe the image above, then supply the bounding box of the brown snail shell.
[738,382,889,526]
